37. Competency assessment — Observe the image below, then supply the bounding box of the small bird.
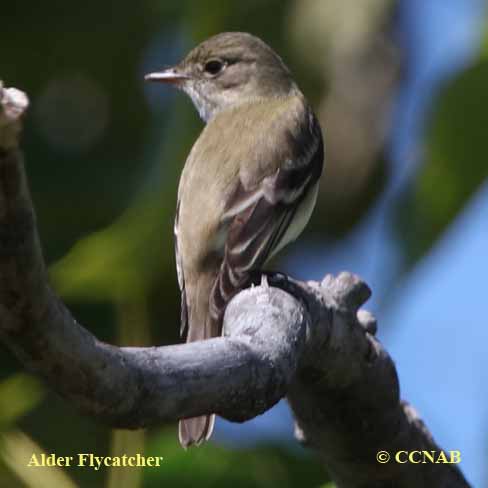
[146,32,324,447]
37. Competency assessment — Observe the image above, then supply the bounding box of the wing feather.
[174,200,189,338]
[209,111,324,325]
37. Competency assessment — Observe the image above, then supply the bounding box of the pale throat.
[183,86,250,123]
[183,84,217,122]
[182,80,297,123]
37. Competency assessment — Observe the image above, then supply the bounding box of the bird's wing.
[174,200,189,337]
[209,110,324,326]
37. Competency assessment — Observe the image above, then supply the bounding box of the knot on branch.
[0,81,29,151]
[322,271,371,312]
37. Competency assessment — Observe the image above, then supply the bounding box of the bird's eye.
[204,59,225,76]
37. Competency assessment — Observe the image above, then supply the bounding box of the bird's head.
[145,32,295,122]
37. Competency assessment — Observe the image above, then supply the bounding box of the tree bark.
[0,82,470,488]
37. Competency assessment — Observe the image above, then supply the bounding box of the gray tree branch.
[0,82,469,488]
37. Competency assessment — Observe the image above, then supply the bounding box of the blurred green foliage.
[144,432,326,488]
[396,46,488,263]
[0,375,44,430]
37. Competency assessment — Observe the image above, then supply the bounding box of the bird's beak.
[144,67,190,84]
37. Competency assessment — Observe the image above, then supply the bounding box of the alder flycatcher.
[146,32,324,448]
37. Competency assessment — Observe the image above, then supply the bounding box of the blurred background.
[1,1,487,486]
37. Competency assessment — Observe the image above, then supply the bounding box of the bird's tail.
[178,272,220,448]
[179,414,215,448]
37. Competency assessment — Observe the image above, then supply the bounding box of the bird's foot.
[250,270,289,288]
[250,270,315,313]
